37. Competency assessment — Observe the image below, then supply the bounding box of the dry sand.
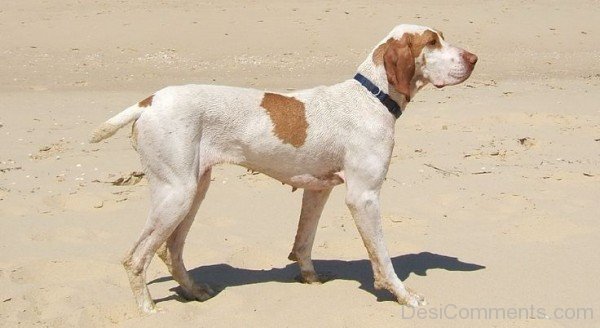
[1,1,599,327]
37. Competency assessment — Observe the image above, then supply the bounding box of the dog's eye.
[428,39,437,46]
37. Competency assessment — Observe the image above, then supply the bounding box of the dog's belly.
[288,172,345,190]
[238,150,345,191]
[240,162,345,191]
[244,168,345,191]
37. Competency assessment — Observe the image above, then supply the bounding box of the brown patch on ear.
[138,95,154,108]
[372,39,392,66]
[373,30,442,66]
[437,30,445,40]
[260,93,308,148]
[409,30,442,57]
[383,35,415,101]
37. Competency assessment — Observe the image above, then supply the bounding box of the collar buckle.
[353,73,402,119]
[374,88,382,98]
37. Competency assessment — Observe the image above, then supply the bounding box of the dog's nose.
[462,51,478,65]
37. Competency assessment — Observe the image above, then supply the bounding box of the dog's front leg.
[344,162,425,307]
[288,188,333,283]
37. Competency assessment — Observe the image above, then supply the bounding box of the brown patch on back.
[372,30,442,65]
[260,93,308,148]
[138,95,154,108]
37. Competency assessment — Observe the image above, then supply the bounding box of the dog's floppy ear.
[383,34,415,101]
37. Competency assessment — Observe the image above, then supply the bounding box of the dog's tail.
[89,95,153,143]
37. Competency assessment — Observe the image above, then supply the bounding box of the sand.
[1,1,599,327]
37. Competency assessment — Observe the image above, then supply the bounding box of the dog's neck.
[355,42,428,113]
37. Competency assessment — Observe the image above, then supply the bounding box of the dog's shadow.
[150,252,485,304]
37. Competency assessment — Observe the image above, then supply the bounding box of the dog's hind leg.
[288,188,332,283]
[156,168,214,301]
[122,170,199,313]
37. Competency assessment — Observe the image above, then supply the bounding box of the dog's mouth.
[435,71,473,88]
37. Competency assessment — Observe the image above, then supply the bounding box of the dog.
[90,24,477,313]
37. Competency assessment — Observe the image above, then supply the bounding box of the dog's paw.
[139,302,163,315]
[398,290,426,307]
[295,271,335,284]
[178,283,215,302]
[288,252,298,261]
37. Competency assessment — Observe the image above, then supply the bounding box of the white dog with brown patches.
[91,24,477,313]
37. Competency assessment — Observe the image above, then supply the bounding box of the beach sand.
[1,1,599,327]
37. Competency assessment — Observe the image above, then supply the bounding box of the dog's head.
[372,24,477,100]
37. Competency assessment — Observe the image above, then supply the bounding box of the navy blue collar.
[353,73,402,118]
